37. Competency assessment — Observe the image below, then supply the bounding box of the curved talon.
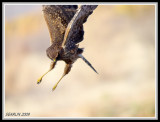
[37,77,42,84]
[52,84,58,91]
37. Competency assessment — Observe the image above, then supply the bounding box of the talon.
[52,85,57,91]
[37,77,42,84]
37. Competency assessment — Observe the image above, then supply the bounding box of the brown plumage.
[37,5,98,91]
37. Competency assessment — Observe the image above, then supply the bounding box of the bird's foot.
[37,77,42,84]
[52,84,58,91]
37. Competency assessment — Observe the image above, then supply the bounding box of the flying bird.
[37,5,98,91]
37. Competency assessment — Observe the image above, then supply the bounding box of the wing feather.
[42,5,78,46]
[62,5,98,50]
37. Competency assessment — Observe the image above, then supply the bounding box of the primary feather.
[62,5,98,51]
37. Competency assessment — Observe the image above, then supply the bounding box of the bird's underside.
[37,5,98,91]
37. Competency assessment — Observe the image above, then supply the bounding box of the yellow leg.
[37,70,51,84]
[52,63,72,91]
[52,74,65,91]
[37,61,56,84]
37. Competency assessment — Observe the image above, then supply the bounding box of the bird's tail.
[78,54,98,74]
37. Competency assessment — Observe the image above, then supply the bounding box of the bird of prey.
[37,5,98,91]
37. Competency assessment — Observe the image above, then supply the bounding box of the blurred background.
[5,4,155,117]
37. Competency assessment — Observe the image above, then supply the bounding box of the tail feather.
[79,54,98,74]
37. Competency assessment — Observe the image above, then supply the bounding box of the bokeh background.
[5,4,155,117]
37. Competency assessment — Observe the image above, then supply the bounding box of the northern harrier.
[37,5,98,91]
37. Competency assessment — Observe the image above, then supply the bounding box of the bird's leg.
[37,61,57,84]
[52,63,72,91]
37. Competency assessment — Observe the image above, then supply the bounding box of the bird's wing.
[42,5,78,46]
[62,5,98,51]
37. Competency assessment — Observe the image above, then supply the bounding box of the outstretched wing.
[62,5,98,51]
[42,5,78,46]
